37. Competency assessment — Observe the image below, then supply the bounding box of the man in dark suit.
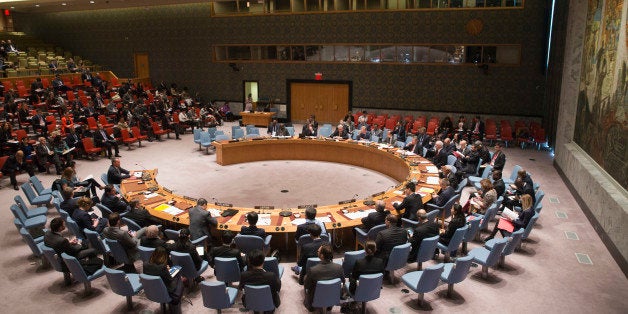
[139,225,167,249]
[403,136,423,155]
[460,143,481,176]
[492,170,506,198]
[240,212,267,239]
[470,116,485,141]
[95,124,121,158]
[101,184,130,214]
[375,215,408,262]
[294,224,327,284]
[2,150,34,190]
[303,244,345,312]
[407,210,440,263]
[103,212,141,272]
[392,182,423,222]
[430,178,456,207]
[45,217,97,260]
[188,198,218,247]
[30,110,47,137]
[330,124,349,139]
[430,140,449,168]
[106,157,130,185]
[360,200,388,231]
[239,249,281,312]
[349,240,385,294]
[44,217,100,279]
[209,231,244,271]
[489,143,506,171]
[59,187,80,217]
[72,197,107,234]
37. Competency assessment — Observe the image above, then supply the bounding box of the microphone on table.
[135,162,147,170]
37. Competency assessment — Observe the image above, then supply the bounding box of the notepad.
[419,187,435,194]
[345,209,376,220]
[208,208,222,217]
[154,204,184,215]
[133,171,143,178]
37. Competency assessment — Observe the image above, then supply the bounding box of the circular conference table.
[119,138,441,249]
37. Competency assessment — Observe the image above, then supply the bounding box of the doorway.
[243,81,259,110]
[134,53,150,78]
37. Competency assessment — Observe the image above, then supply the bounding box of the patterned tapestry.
[575,0,628,188]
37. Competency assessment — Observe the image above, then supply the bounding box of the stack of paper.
[208,208,222,217]
[426,166,439,173]
[426,176,440,185]
[419,187,435,194]
[345,209,376,220]
[257,214,272,226]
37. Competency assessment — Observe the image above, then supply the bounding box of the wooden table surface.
[120,139,441,235]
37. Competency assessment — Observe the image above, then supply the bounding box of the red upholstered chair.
[86,117,99,131]
[81,137,103,159]
[131,126,148,146]
[98,115,114,129]
[120,129,139,149]
[152,122,169,139]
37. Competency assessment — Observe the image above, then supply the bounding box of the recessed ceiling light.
[90,0,95,3]
[10,6,14,9]
[62,2,67,5]
[35,4,39,7]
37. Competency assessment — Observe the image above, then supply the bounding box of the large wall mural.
[575,0,628,188]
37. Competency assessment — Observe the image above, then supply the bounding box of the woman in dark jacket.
[143,246,183,306]
[168,228,204,283]
[439,204,467,246]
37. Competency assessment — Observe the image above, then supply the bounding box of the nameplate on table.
[297,204,317,209]
[419,187,435,194]
[215,202,233,207]
[426,166,439,173]
[371,191,385,197]
[183,196,197,202]
[292,216,332,225]
[254,205,275,210]
[338,199,356,205]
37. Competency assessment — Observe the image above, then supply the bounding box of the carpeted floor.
[1,121,626,313]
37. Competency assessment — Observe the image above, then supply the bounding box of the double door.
[289,82,350,123]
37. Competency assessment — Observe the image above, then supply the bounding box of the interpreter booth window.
[494,45,521,65]
[227,46,251,60]
[278,46,290,60]
[366,46,382,63]
[380,45,397,62]
[306,46,322,61]
[291,46,306,61]
[320,46,335,62]
[275,0,292,12]
[214,46,227,61]
[397,46,414,63]
[328,0,351,11]
[429,46,454,63]
[350,46,365,62]
[335,46,350,62]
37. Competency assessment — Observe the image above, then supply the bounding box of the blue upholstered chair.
[19,227,43,263]
[447,155,457,166]
[351,273,384,314]
[469,165,493,186]
[29,175,53,195]
[121,217,141,232]
[414,235,440,270]
[478,203,498,236]
[385,242,411,283]
[454,178,468,194]
[61,252,106,294]
[436,225,468,262]
[10,204,47,230]
[137,245,155,263]
[193,128,202,149]
[64,218,83,239]
[469,237,509,278]
[83,228,110,257]
[214,134,230,141]
[244,285,275,312]
[263,256,284,279]
[440,254,474,297]
[104,267,143,310]
[461,216,482,254]
[21,182,52,206]
[232,128,245,140]
[519,212,540,247]
[341,250,365,277]
[401,263,445,307]
[354,224,386,250]
[286,126,295,136]
[503,165,522,185]
[214,257,240,286]
[15,195,48,218]
[312,278,342,313]
[426,194,460,226]
[39,243,72,285]
[485,228,525,267]
[139,274,176,314]
[105,238,131,265]
[201,281,238,313]
[170,251,209,287]
[200,131,213,154]
[234,234,272,255]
